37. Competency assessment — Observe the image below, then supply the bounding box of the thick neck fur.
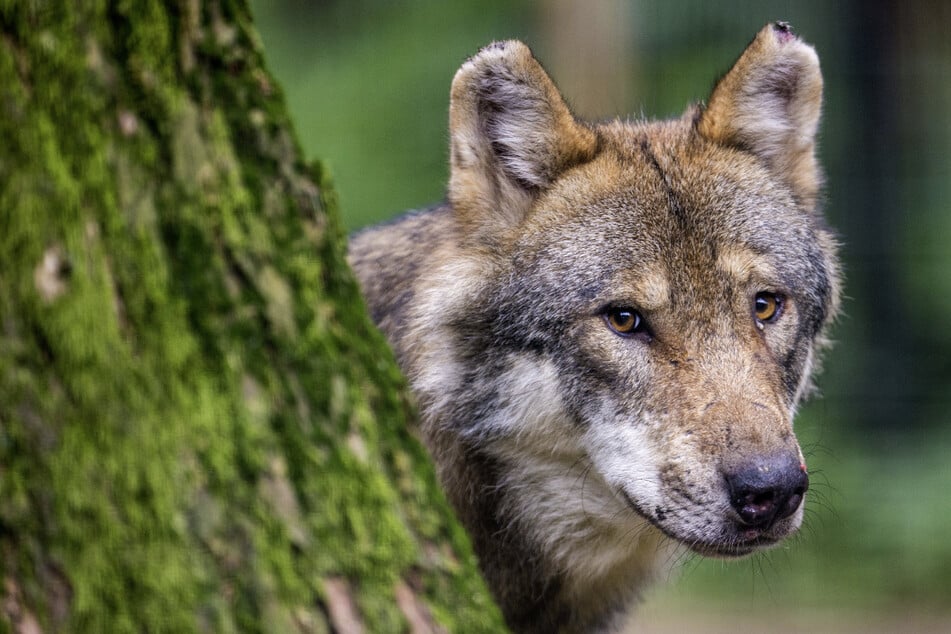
[429,418,676,633]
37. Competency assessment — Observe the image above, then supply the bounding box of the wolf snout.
[724,453,809,530]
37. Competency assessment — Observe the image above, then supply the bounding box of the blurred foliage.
[251,0,951,624]
[251,0,535,226]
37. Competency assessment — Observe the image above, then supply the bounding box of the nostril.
[776,490,804,523]
[775,468,809,522]
[733,489,779,528]
[725,454,808,530]
[732,484,804,528]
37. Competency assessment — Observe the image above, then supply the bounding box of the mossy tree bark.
[0,2,503,632]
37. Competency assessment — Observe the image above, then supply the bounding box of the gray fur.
[348,24,839,633]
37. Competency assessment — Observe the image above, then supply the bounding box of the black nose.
[725,453,809,530]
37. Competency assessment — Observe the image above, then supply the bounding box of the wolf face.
[349,22,840,633]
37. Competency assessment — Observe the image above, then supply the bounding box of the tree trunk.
[0,2,503,632]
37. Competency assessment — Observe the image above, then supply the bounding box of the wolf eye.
[754,292,782,323]
[604,307,646,336]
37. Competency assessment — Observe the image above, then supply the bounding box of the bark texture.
[0,2,502,632]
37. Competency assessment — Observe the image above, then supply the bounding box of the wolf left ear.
[448,41,598,240]
[698,23,824,206]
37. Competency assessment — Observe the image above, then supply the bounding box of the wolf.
[348,22,840,633]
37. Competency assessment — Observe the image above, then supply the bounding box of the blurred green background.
[251,0,951,630]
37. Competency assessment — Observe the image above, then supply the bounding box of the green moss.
[0,1,504,632]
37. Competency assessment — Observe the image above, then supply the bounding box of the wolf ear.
[448,41,598,238]
[698,23,824,206]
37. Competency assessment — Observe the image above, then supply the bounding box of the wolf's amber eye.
[754,292,781,323]
[605,308,645,336]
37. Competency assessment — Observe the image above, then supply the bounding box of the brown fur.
[349,23,840,633]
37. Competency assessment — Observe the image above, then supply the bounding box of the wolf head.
[427,21,836,551]
[393,22,839,628]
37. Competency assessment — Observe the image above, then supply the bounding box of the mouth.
[619,489,786,558]
[687,530,781,558]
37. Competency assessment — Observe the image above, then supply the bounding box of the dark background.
[252,0,951,628]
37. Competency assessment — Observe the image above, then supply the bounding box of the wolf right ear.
[698,23,824,207]
[448,41,598,240]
